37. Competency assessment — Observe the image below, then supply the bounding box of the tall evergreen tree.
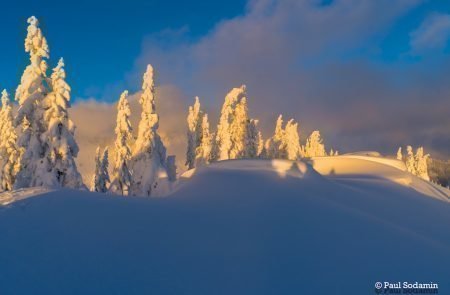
[229,96,249,159]
[38,58,84,188]
[110,91,133,196]
[14,16,51,189]
[397,147,403,160]
[91,146,110,193]
[91,147,102,192]
[401,146,431,181]
[415,147,430,181]
[265,115,285,159]
[197,114,213,166]
[304,131,326,158]
[0,90,21,191]
[245,119,260,158]
[257,131,265,158]
[215,85,247,160]
[266,115,301,160]
[405,146,416,174]
[185,97,214,168]
[283,119,302,160]
[186,97,203,169]
[129,65,167,196]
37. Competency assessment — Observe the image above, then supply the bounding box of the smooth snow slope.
[310,155,450,201]
[0,159,449,295]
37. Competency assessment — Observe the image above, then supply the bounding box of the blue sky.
[1,0,448,100]
[0,0,246,99]
[2,0,450,157]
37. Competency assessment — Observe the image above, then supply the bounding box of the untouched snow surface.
[0,158,449,294]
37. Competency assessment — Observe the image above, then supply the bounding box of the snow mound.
[0,159,449,294]
[343,151,382,157]
[310,155,449,201]
[175,159,325,195]
[187,159,316,178]
[0,187,52,206]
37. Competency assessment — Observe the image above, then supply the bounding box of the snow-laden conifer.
[0,90,21,191]
[186,97,214,168]
[38,58,84,188]
[186,97,202,169]
[245,119,260,158]
[129,65,167,196]
[405,146,416,174]
[401,146,430,181]
[257,131,265,158]
[16,16,49,113]
[283,119,301,160]
[110,91,133,196]
[266,116,302,160]
[197,114,212,165]
[229,96,249,159]
[415,147,430,181]
[91,147,110,193]
[304,131,326,158]
[14,16,51,189]
[265,115,285,158]
[397,147,403,161]
[215,85,247,160]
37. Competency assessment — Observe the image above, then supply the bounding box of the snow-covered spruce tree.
[100,148,110,189]
[186,97,215,168]
[186,97,203,169]
[14,16,51,189]
[415,147,430,181]
[257,131,265,158]
[245,119,260,158]
[397,147,403,161]
[197,114,213,165]
[405,145,416,174]
[38,58,84,188]
[110,91,133,196]
[214,85,247,160]
[91,147,102,192]
[265,116,302,160]
[0,90,22,191]
[328,150,339,156]
[265,115,285,158]
[91,147,110,193]
[283,119,301,160]
[129,65,167,196]
[304,130,326,158]
[229,96,249,159]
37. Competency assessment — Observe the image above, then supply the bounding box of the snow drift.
[0,157,449,294]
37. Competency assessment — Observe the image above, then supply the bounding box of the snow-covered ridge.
[0,187,52,206]
[310,155,449,201]
[1,158,449,294]
[1,156,448,204]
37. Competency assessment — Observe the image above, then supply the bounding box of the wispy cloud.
[410,13,450,53]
